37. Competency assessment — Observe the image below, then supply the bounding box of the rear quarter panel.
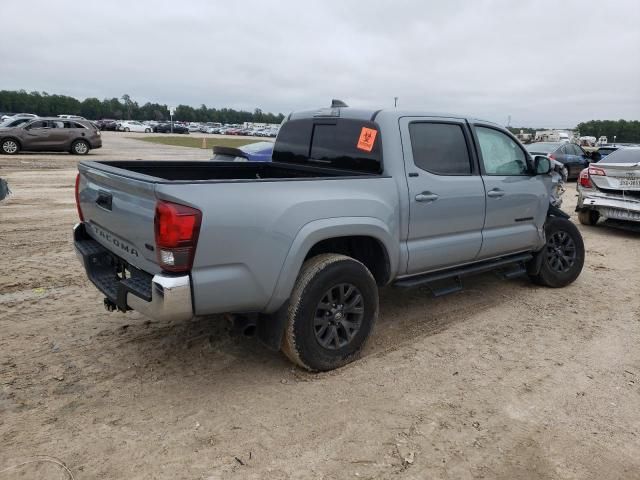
[156,177,401,314]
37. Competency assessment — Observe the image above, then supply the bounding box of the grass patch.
[129,136,261,149]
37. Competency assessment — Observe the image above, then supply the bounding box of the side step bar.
[393,253,533,294]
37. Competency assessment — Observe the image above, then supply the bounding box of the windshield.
[525,143,559,154]
[0,117,31,128]
[599,148,640,164]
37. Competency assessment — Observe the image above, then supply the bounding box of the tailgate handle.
[96,191,113,211]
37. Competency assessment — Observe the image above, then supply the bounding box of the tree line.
[0,90,285,124]
[575,120,640,143]
[507,121,640,143]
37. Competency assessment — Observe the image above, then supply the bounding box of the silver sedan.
[576,147,640,226]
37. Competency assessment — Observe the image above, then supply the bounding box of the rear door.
[50,120,78,149]
[471,123,548,259]
[400,118,486,274]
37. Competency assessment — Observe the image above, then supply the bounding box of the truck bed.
[84,160,371,182]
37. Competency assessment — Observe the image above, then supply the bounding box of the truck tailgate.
[77,163,161,275]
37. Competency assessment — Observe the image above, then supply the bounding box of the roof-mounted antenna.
[331,99,349,108]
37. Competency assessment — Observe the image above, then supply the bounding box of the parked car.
[73,103,583,371]
[118,121,152,133]
[188,124,201,132]
[593,144,640,160]
[525,142,590,180]
[0,117,102,155]
[58,114,86,120]
[154,122,189,134]
[576,147,640,226]
[96,119,119,131]
[211,141,274,162]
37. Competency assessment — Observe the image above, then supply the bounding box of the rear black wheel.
[578,209,599,226]
[281,254,378,371]
[529,217,584,288]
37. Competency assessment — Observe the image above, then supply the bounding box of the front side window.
[409,122,472,175]
[476,127,528,175]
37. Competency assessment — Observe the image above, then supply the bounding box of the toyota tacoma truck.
[73,102,585,371]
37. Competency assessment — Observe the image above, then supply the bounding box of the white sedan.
[118,121,152,133]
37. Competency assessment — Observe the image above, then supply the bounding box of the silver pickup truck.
[74,103,585,371]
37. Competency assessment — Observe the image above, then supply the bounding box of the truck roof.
[288,106,500,128]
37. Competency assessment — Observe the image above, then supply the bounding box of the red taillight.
[154,200,201,272]
[588,166,606,176]
[579,169,592,188]
[75,173,84,221]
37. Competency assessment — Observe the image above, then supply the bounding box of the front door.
[400,118,486,275]
[471,123,548,259]
[22,120,55,150]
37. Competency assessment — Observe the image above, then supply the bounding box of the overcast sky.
[2,0,638,127]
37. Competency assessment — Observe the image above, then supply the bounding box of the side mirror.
[534,155,552,175]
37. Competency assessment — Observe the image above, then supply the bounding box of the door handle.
[96,191,113,211]
[415,192,439,203]
[487,189,505,198]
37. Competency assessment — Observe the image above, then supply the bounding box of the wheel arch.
[547,204,570,219]
[264,217,398,314]
[1,136,23,149]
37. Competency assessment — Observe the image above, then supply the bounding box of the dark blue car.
[211,141,274,162]
[525,142,590,180]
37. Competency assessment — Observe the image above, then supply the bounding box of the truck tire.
[529,217,584,288]
[578,209,599,226]
[281,254,379,371]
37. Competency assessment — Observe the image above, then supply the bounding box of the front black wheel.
[281,254,379,371]
[530,217,584,288]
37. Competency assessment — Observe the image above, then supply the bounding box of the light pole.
[394,97,398,108]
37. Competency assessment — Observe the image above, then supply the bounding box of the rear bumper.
[73,223,193,321]
[577,190,640,222]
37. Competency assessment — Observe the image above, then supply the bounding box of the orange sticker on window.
[357,127,377,152]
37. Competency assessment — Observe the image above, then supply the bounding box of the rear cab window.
[273,118,382,174]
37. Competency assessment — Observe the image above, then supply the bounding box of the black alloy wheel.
[313,283,364,350]
[545,230,577,273]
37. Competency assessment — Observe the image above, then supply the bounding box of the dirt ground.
[1,132,639,480]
